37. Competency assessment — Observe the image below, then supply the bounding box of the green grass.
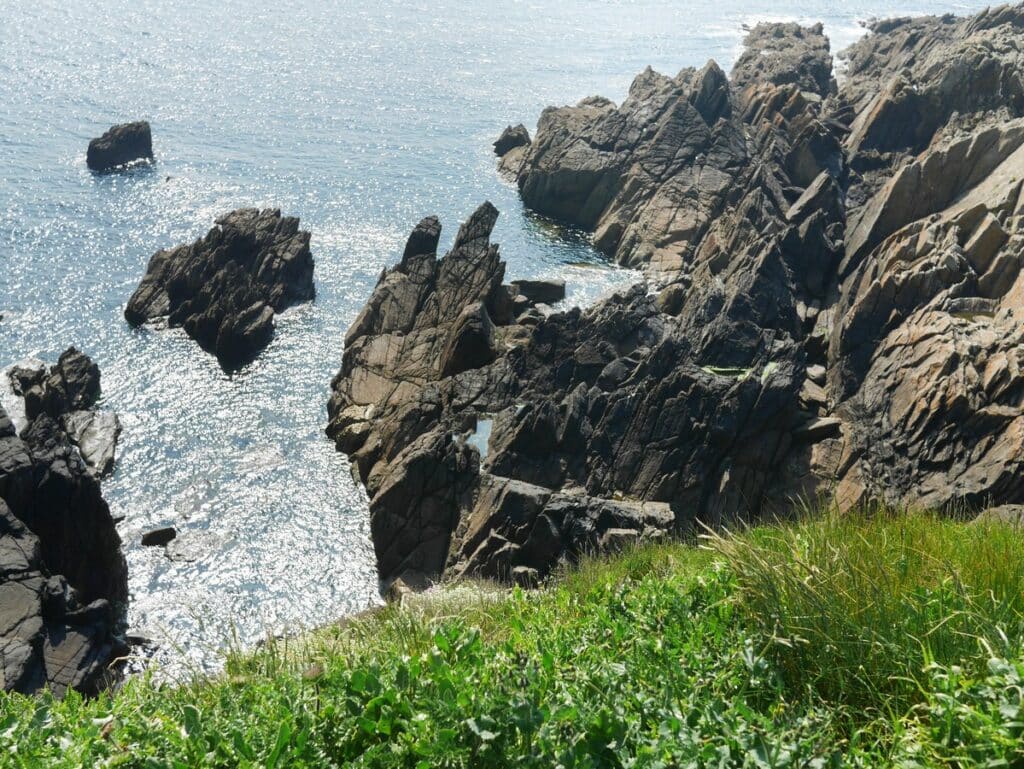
[712,509,1024,716]
[3,511,1024,767]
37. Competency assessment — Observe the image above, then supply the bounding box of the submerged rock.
[125,208,316,369]
[86,121,153,172]
[332,6,1024,586]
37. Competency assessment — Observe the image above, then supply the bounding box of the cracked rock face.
[0,360,127,696]
[332,5,1024,587]
[125,208,315,369]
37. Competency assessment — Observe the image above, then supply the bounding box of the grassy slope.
[3,512,1024,767]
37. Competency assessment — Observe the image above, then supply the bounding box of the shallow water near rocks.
[0,0,992,674]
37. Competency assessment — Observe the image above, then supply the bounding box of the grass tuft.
[711,509,1024,717]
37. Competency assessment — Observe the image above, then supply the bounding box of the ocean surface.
[0,0,993,673]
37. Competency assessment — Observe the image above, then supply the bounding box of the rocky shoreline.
[330,5,1024,587]
[0,350,127,695]
[3,3,1023,697]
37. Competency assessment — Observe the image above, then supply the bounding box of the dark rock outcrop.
[335,6,1024,586]
[330,203,805,585]
[0,366,127,696]
[125,208,316,368]
[8,349,121,478]
[86,121,153,172]
[15,347,100,422]
[494,124,531,157]
[0,499,125,696]
[140,527,176,547]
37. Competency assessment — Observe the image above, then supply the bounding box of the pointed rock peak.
[451,201,499,252]
[690,59,732,124]
[402,216,442,262]
[628,66,673,101]
[700,59,726,79]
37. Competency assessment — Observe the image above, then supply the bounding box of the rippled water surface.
[0,0,992,671]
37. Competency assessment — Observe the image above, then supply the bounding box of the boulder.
[975,505,1024,526]
[509,279,566,305]
[125,208,316,368]
[86,121,153,172]
[493,124,531,157]
[140,527,176,547]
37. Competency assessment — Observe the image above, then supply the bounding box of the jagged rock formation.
[331,5,1024,586]
[125,209,316,369]
[8,349,121,477]
[86,121,153,172]
[494,124,531,157]
[494,124,532,176]
[329,202,804,586]
[0,350,127,696]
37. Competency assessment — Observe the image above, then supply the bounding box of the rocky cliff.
[331,5,1024,587]
[0,349,127,695]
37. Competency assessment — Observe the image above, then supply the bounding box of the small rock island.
[125,208,316,369]
[86,121,154,172]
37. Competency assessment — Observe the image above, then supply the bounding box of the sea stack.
[86,121,154,172]
[125,208,316,369]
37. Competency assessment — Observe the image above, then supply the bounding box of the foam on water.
[0,0,994,673]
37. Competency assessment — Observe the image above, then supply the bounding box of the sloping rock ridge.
[332,5,1024,585]
[126,208,316,369]
[0,349,127,696]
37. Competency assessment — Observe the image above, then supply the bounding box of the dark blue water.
[0,0,992,672]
